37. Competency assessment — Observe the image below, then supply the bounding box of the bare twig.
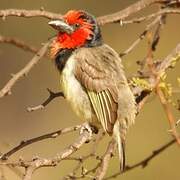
[156,44,180,73]
[152,13,167,51]
[97,0,168,25]
[156,87,180,144]
[120,9,180,26]
[120,33,145,57]
[20,126,92,180]
[105,139,176,179]
[0,0,175,26]
[27,88,64,112]
[145,16,179,144]
[145,15,180,144]
[0,9,62,20]
[0,1,179,99]
[0,35,38,54]
[136,91,151,112]
[63,131,105,179]
[0,138,176,180]
[133,21,180,114]
[0,41,51,98]
[95,140,116,180]
[120,15,164,57]
[0,124,93,180]
[0,124,81,160]
[154,47,180,145]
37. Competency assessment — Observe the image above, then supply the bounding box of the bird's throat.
[55,48,74,72]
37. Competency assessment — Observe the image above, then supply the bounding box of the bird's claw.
[80,123,93,143]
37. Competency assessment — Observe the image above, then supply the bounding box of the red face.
[49,10,94,57]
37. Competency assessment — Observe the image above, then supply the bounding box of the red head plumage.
[50,10,95,57]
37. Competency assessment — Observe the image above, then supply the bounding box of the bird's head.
[49,10,102,58]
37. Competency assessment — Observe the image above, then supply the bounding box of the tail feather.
[113,120,126,172]
[121,141,126,171]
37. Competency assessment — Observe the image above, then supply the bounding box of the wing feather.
[74,44,127,134]
[87,90,114,134]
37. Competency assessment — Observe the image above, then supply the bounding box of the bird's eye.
[74,23,80,28]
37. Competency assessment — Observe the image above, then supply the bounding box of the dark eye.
[74,23,80,28]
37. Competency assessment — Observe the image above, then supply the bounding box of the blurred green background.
[0,0,180,179]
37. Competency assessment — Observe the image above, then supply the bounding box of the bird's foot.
[80,122,93,143]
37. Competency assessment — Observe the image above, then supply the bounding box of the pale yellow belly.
[60,56,99,126]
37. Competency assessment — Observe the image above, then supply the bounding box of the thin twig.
[146,44,180,109]
[0,0,173,26]
[0,41,51,98]
[120,15,163,57]
[104,139,176,179]
[156,44,180,74]
[145,15,180,144]
[95,140,116,180]
[20,125,92,180]
[120,9,180,26]
[0,124,93,180]
[0,9,62,20]
[156,87,180,144]
[0,35,38,54]
[97,0,168,25]
[0,125,81,160]
[27,88,64,112]
[63,131,105,179]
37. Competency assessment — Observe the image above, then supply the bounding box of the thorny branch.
[0,2,179,99]
[156,87,180,144]
[119,9,180,26]
[140,11,180,144]
[0,35,38,54]
[63,131,105,179]
[0,40,51,98]
[0,0,167,23]
[21,126,92,180]
[120,14,165,57]
[104,138,176,179]
[0,123,93,180]
[0,0,180,179]
[97,0,176,25]
[0,125,81,160]
[0,9,62,20]
[146,32,180,144]
[0,1,179,26]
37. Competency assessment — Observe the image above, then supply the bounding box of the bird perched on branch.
[48,10,136,171]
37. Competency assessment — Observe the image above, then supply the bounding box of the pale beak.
[48,20,74,34]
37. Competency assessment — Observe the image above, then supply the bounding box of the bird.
[48,10,136,171]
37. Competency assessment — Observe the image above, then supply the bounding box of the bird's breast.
[60,55,95,122]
